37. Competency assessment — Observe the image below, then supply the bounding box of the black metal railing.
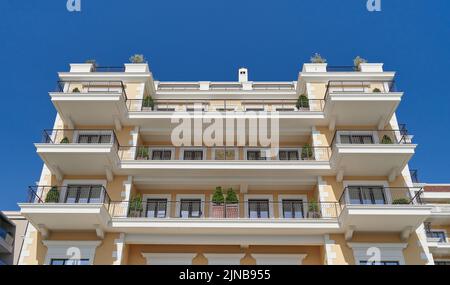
[126,98,325,112]
[117,146,332,161]
[27,186,111,210]
[324,80,396,101]
[326,66,358,72]
[338,187,424,207]
[108,200,340,219]
[330,129,413,147]
[410,169,419,183]
[41,129,119,149]
[55,80,128,100]
[426,230,447,243]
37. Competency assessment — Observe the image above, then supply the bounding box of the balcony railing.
[410,169,419,183]
[27,185,111,210]
[92,66,125,72]
[324,80,396,101]
[41,129,119,148]
[118,146,332,162]
[109,200,340,219]
[126,98,325,112]
[338,187,424,207]
[326,66,358,72]
[55,80,128,100]
[331,129,413,147]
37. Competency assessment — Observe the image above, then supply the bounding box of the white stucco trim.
[142,253,196,265]
[252,254,306,265]
[43,240,101,265]
[204,253,245,265]
[244,194,274,218]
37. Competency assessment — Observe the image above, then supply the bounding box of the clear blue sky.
[0,0,449,210]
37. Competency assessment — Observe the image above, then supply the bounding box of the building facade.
[1,211,27,265]
[17,61,443,265]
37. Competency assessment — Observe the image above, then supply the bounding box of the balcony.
[19,186,112,237]
[35,129,120,177]
[50,81,128,126]
[426,229,450,256]
[117,146,332,179]
[0,226,13,254]
[338,187,432,240]
[330,129,416,178]
[109,200,340,236]
[323,80,402,127]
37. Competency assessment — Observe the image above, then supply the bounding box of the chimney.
[238,68,248,82]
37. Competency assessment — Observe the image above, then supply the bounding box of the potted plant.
[211,187,225,218]
[392,198,411,205]
[225,188,239,218]
[353,56,367,71]
[85,59,97,71]
[381,135,393,144]
[142,96,154,111]
[307,200,321,218]
[129,54,145,63]
[45,186,60,203]
[373,88,381,93]
[128,195,143,217]
[72,87,81,93]
[301,144,314,160]
[60,137,69,144]
[296,94,309,110]
[136,146,149,160]
[310,53,327,63]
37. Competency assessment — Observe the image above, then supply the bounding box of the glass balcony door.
[248,199,270,218]
[282,200,304,218]
[179,199,202,218]
[64,185,103,204]
[347,186,386,205]
[146,199,168,218]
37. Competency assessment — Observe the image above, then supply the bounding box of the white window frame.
[72,130,114,144]
[348,243,407,265]
[43,240,101,265]
[148,147,175,160]
[175,194,205,218]
[276,148,302,161]
[60,179,107,204]
[244,194,274,218]
[211,147,239,160]
[343,180,391,205]
[142,194,172,218]
[278,194,308,219]
[204,254,245,265]
[142,253,196,265]
[336,131,379,144]
[179,147,206,161]
[252,254,307,265]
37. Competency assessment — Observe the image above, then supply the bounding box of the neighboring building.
[416,184,450,265]
[17,61,437,265]
[0,211,27,265]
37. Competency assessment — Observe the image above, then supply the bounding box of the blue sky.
[0,0,449,210]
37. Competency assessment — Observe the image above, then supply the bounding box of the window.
[156,107,176,112]
[65,185,103,204]
[245,108,264,112]
[435,261,450,265]
[276,108,296,112]
[359,260,400,265]
[278,150,299,161]
[151,150,172,160]
[347,186,386,205]
[248,199,270,218]
[183,150,203,160]
[76,133,112,144]
[282,200,304,218]
[146,199,168,218]
[427,231,447,243]
[340,134,374,144]
[50,259,90,265]
[180,199,202,218]
[214,149,236,160]
[247,150,266,160]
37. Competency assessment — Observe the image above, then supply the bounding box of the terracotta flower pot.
[225,204,239,218]
[211,204,225,218]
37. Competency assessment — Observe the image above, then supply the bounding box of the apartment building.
[18,61,436,265]
[0,211,27,265]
